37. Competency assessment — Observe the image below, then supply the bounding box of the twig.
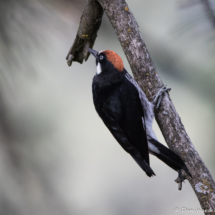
[66,0,103,66]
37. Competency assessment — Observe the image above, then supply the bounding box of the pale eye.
[99,55,104,60]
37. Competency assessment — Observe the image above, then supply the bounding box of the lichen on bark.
[66,0,103,66]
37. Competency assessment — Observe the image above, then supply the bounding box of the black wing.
[100,107,155,177]
[93,73,155,176]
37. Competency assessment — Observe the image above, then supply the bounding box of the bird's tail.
[148,137,192,177]
[131,154,156,177]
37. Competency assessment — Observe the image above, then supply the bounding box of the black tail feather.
[131,154,156,177]
[148,137,192,177]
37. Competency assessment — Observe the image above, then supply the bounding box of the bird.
[88,48,191,188]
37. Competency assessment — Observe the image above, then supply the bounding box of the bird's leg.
[152,85,171,109]
[175,170,185,191]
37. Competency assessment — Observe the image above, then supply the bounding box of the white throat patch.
[96,62,102,75]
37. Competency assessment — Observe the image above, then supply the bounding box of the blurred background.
[0,0,215,214]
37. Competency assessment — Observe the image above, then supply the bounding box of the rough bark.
[66,0,103,66]
[67,0,215,213]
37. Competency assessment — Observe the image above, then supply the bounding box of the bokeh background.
[0,0,215,214]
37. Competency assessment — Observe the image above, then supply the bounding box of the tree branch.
[67,0,215,213]
[66,0,103,66]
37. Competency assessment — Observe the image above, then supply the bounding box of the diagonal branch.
[66,0,215,213]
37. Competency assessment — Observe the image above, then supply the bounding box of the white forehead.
[99,50,106,54]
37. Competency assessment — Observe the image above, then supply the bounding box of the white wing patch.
[97,62,102,75]
[125,73,154,133]
[125,73,160,153]
[142,117,159,154]
[148,142,160,154]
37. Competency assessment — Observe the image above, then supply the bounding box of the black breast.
[92,72,144,124]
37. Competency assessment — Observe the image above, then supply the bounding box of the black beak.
[88,48,99,60]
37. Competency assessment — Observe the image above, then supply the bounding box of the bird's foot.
[152,85,171,109]
[175,170,185,191]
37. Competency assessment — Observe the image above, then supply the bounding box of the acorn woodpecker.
[88,48,191,185]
